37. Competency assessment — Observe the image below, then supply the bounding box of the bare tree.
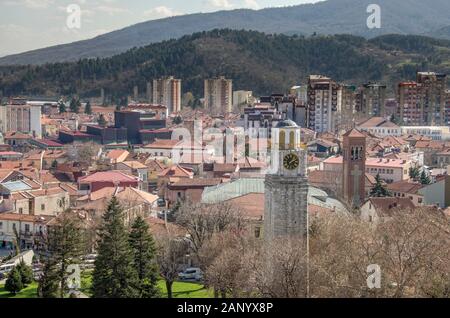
[200,231,255,298]
[373,208,450,298]
[246,238,308,298]
[176,202,245,268]
[154,232,189,298]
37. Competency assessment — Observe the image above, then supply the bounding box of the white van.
[178,268,203,281]
[0,263,15,277]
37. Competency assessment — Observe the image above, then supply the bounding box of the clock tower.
[264,120,309,242]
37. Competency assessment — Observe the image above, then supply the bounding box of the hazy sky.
[0,0,321,57]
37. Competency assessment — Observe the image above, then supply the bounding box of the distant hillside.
[1,0,450,65]
[428,26,450,40]
[0,30,449,100]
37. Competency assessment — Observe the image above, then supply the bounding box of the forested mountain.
[1,0,450,65]
[1,30,449,100]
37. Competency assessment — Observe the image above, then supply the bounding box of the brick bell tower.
[342,129,366,207]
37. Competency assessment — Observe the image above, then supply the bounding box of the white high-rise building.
[307,75,342,133]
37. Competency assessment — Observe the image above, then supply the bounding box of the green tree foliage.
[2,31,449,98]
[58,101,67,113]
[84,101,92,114]
[370,174,392,197]
[5,267,23,295]
[129,216,160,298]
[92,197,139,298]
[38,258,59,298]
[409,167,420,180]
[69,97,81,113]
[173,115,183,125]
[45,211,85,298]
[420,170,431,185]
[16,260,33,286]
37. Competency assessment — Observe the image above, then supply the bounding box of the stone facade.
[264,120,309,241]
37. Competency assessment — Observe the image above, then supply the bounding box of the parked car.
[178,268,203,282]
[0,263,15,278]
[157,198,166,207]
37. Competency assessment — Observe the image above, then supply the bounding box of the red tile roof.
[79,171,139,183]
[343,128,366,138]
[159,165,194,178]
[365,197,416,217]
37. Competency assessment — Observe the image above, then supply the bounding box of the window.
[254,227,261,238]
[19,208,23,214]
[0,222,2,230]
[41,204,45,211]
[25,224,30,233]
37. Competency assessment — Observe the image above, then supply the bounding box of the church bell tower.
[342,129,366,207]
[264,120,309,242]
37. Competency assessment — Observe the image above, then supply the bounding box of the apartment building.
[307,75,341,133]
[204,77,233,115]
[340,85,357,133]
[398,72,447,126]
[1,100,42,137]
[357,83,386,118]
[152,76,181,114]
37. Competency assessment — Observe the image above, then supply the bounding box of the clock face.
[283,153,300,170]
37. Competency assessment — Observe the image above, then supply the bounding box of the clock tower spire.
[264,120,309,241]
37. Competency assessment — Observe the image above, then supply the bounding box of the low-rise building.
[0,214,54,250]
[360,197,416,223]
[115,161,149,192]
[357,117,401,137]
[322,156,411,183]
[386,180,424,206]
[78,171,139,194]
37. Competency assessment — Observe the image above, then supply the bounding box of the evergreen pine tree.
[92,197,139,298]
[46,210,84,298]
[16,260,33,286]
[37,257,59,298]
[420,170,431,185]
[409,167,420,180]
[84,101,92,115]
[370,174,392,197]
[58,101,67,113]
[70,97,81,113]
[5,267,23,295]
[129,216,160,298]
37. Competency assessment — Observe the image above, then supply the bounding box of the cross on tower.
[351,165,363,206]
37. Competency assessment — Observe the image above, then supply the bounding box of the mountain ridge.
[1,30,449,100]
[1,0,450,65]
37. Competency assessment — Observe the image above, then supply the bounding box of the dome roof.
[275,120,298,128]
